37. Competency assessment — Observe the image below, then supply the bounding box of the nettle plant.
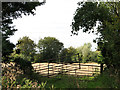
[2,62,23,88]
[2,62,47,88]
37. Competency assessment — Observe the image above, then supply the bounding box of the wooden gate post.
[100,63,103,74]
[48,62,50,78]
[62,62,63,75]
[77,53,81,69]
[39,63,40,73]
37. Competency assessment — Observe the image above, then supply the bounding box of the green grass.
[77,72,119,88]
[9,70,120,88]
[2,62,120,88]
[38,72,119,88]
[44,75,78,88]
[36,75,96,88]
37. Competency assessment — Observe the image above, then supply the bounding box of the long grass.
[30,71,119,88]
[2,62,120,88]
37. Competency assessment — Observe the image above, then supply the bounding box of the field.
[32,63,101,77]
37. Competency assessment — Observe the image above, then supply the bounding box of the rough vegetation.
[72,2,120,83]
[1,1,120,89]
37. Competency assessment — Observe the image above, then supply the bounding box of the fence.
[32,62,105,77]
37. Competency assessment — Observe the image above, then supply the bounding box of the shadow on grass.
[16,70,120,88]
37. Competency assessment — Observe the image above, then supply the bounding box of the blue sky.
[10,0,99,51]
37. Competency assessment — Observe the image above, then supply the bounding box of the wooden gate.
[32,62,105,77]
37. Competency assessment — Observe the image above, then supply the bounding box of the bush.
[13,57,33,74]
[2,62,47,88]
[2,62,23,88]
[19,78,47,88]
[86,70,120,88]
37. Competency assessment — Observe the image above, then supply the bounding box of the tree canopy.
[1,1,45,62]
[76,43,92,62]
[72,2,120,72]
[60,46,77,63]
[16,36,36,62]
[37,37,64,62]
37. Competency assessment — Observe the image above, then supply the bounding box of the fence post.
[77,53,80,69]
[75,69,76,76]
[48,62,49,78]
[39,63,40,73]
[100,63,103,74]
[62,62,63,75]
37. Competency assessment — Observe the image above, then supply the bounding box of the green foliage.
[76,43,99,63]
[96,51,104,64]
[20,78,47,88]
[16,36,36,62]
[85,71,119,88]
[1,2,44,62]
[38,37,64,62]
[2,62,47,88]
[13,57,33,74]
[60,47,77,63]
[2,75,17,88]
[59,48,68,62]
[72,2,98,34]
[81,43,92,62]
[2,61,119,88]
[2,76,47,88]
[2,38,15,62]
[2,62,23,88]
[41,75,78,88]
[67,46,77,62]
[10,53,34,74]
[89,51,98,62]
[40,73,119,88]
[72,2,120,72]
[21,78,33,88]
[59,43,100,63]
[49,84,56,90]
[34,53,42,63]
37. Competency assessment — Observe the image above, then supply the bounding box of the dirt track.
[32,63,101,77]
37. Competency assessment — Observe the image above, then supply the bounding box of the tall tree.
[67,46,77,62]
[72,2,120,72]
[76,43,92,62]
[89,51,99,63]
[16,36,36,62]
[38,37,64,62]
[59,48,68,63]
[60,47,77,63]
[1,1,45,62]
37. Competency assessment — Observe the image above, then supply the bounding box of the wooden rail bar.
[32,63,104,77]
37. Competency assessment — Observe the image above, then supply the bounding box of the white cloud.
[10,0,98,51]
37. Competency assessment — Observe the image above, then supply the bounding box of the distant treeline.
[10,36,103,63]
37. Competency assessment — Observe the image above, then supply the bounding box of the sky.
[10,0,99,51]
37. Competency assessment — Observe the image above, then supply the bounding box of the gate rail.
[32,63,105,77]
